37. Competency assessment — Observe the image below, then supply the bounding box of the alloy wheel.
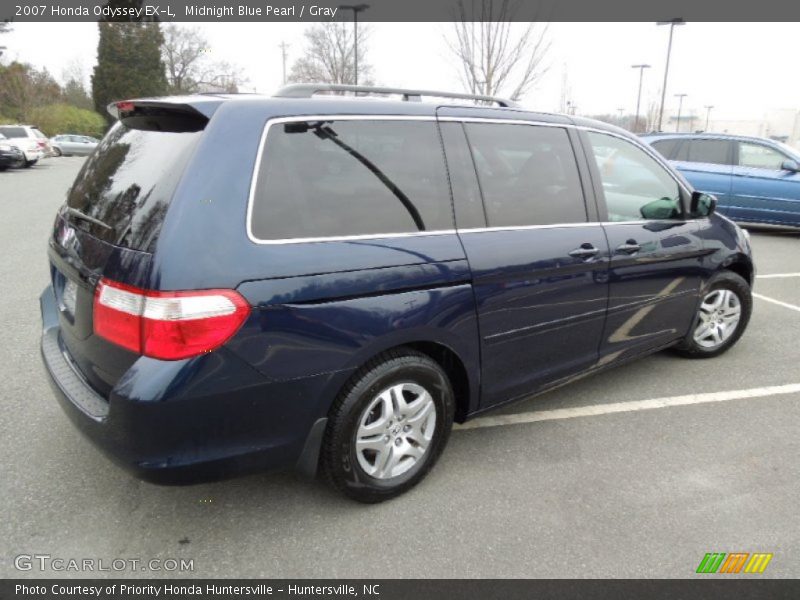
[693,288,742,349]
[355,382,437,480]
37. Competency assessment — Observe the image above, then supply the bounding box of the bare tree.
[645,98,661,133]
[162,24,247,94]
[60,59,93,110]
[447,0,550,101]
[289,22,373,85]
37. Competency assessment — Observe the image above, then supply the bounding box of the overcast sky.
[2,22,798,119]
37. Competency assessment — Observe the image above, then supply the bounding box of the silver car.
[50,134,99,156]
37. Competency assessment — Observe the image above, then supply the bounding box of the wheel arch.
[720,253,754,287]
[320,335,478,425]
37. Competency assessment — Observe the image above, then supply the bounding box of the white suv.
[0,125,52,168]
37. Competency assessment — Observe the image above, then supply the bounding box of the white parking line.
[455,383,800,430]
[753,293,800,313]
[756,273,800,279]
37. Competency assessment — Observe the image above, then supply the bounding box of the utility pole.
[631,64,651,133]
[339,4,369,86]
[656,19,685,132]
[278,41,289,85]
[704,105,714,132]
[674,93,688,132]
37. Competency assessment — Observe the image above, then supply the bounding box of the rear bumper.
[39,285,332,484]
[23,149,45,161]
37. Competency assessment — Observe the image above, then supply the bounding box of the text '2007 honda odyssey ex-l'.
[41,84,754,502]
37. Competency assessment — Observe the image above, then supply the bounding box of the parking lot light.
[656,19,686,132]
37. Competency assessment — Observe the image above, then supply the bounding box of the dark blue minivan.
[41,85,754,502]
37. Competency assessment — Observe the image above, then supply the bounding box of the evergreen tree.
[92,21,167,123]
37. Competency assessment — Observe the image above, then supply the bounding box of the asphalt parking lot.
[1,157,798,579]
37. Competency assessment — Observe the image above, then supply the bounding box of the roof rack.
[274,84,517,108]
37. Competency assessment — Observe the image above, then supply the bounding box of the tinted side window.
[464,123,586,227]
[686,139,731,165]
[587,132,683,222]
[650,139,680,159]
[251,120,452,241]
[0,126,27,138]
[738,142,786,170]
[439,122,485,229]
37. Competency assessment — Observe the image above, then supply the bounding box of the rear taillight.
[93,279,250,360]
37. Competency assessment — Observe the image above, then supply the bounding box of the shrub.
[27,104,106,138]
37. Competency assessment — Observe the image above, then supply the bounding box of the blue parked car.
[642,132,800,228]
[40,85,754,502]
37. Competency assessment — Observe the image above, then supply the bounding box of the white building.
[662,108,800,149]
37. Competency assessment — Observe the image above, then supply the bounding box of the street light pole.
[278,41,289,84]
[631,64,651,133]
[339,4,370,86]
[674,93,687,132]
[656,19,685,132]
[704,105,714,132]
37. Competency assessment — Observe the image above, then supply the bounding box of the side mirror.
[781,159,800,172]
[691,191,717,218]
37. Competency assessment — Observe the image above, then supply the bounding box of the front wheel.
[23,159,37,168]
[674,271,752,358]
[321,349,455,503]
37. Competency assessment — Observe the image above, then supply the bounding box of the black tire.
[673,270,752,359]
[53,148,62,157]
[321,348,455,503]
[23,159,37,168]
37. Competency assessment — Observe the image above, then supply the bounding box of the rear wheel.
[321,349,454,503]
[53,148,62,157]
[674,271,751,358]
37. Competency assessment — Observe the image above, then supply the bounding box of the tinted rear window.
[66,121,202,252]
[250,120,453,241]
[0,127,27,138]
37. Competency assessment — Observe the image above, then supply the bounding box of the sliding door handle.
[568,243,600,259]
[616,240,641,254]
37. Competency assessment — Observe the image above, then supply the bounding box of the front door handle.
[568,243,600,259]
[616,240,641,254]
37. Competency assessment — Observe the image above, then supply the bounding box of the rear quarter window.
[249,119,453,241]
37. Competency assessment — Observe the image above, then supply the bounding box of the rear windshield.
[65,121,202,252]
[0,126,27,138]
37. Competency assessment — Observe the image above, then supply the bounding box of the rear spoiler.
[107,99,221,132]
[106,96,224,121]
